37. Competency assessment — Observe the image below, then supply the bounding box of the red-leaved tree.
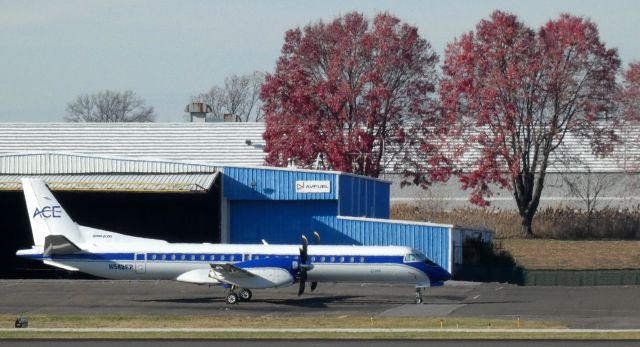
[623,62,640,121]
[440,11,620,236]
[261,12,442,177]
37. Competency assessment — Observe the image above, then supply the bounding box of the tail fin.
[21,178,84,247]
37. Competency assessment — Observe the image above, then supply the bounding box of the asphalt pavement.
[0,280,639,328]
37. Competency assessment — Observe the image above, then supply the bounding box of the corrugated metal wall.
[329,217,450,272]
[229,200,338,243]
[223,167,338,201]
[229,200,451,271]
[338,174,390,218]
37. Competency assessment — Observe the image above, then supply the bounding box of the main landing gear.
[225,287,253,305]
[415,287,425,304]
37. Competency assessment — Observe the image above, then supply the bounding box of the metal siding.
[338,174,391,218]
[223,167,338,201]
[229,200,339,244]
[228,200,452,271]
[332,217,450,271]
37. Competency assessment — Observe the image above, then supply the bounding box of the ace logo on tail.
[33,206,62,219]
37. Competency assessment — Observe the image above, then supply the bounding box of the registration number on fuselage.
[108,263,134,271]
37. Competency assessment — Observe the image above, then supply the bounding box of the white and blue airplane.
[17,178,451,304]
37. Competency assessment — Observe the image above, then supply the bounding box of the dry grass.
[391,204,640,240]
[0,315,562,330]
[497,239,640,270]
[391,204,640,270]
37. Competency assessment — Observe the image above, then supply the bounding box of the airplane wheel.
[414,297,423,304]
[225,292,239,305]
[239,289,252,301]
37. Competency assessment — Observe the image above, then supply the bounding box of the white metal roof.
[0,123,266,166]
[0,173,218,192]
[0,122,636,174]
[0,152,218,175]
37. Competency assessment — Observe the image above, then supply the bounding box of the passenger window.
[161,254,167,260]
[311,256,316,262]
[200,255,205,261]
[339,257,345,263]
[255,255,260,260]
[190,255,195,261]
[171,254,176,260]
[330,256,335,262]
[210,255,215,261]
[360,257,365,263]
[230,255,235,261]
[151,254,157,260]
[220,255,225,261]
[349,257,354,263]
[321,256,326,262]
[180,255,186,260]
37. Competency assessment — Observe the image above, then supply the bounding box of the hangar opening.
[0,153,222,278]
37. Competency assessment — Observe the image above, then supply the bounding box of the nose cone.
[424,261,452,282]
[439,267,452,282]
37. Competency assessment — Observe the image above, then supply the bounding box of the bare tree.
[192,71,265,122]
[560,169,616,216]
[65,90,155,122]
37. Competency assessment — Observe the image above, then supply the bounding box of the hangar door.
[0,174,221,279]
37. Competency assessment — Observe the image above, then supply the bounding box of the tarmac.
[0,280,639,329]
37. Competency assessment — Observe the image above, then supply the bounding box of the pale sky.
[1,0,639,122]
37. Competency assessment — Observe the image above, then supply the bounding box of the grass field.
[498,239,640,270]
[0,315,561,330]
[2,314,637,340]
[3,330,640,340]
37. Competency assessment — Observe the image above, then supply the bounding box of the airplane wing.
[208,258,297,289]
[211,263,255,278]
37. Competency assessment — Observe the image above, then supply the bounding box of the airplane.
[16,178,451,305]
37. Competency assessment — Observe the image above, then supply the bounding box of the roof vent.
[185,103,212,123]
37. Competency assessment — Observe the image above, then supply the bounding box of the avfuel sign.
[295,180,331,193]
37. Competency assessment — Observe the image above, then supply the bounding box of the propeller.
[310,231,320,292]
[298,235,309,296]
[298,232,322,295]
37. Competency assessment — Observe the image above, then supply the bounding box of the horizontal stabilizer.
[43,235,82,256]
[43,259,79,271]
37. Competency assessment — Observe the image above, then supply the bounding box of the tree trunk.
[520,212,534,237]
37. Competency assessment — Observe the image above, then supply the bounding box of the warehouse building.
[0,123,491,278]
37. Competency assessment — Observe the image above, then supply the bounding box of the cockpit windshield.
[404,253,426,262]
[404,251,438,265]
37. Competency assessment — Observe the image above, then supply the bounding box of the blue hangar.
[0,123,491,277]
[222,165,492,275]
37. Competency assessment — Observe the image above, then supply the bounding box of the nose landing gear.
[415,287,424,304]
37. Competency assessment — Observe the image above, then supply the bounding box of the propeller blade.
[310,281,318,292]
[298,270,307,296]
[313,231,320,245]
[300,235,308,264]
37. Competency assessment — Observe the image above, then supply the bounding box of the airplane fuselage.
[24,243,447,287]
